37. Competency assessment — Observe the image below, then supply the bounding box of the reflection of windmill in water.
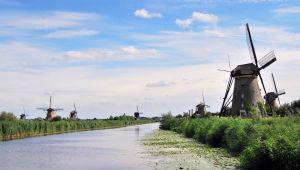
[194,92,209,117]
[37,96,63,120]
[220,23,277,117]
[134,106,142,120]
[69,103,78,120]
[264,73,285,111]
[20,107,28,120]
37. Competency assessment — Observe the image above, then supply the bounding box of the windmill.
[134,106,142,120]
[69,103,78,120]
[219,23,277,117]
[37,96,63,120]
[194,92,210,117]
[20,106,28,120]
[264,73,286,110]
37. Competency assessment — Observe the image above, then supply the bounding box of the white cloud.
[146,81,176,88]
[192,12,218,24]
[175,18,193,28]
[0,11,98,30]
[274,6,300,15]
[62,46,159,60]
[134,8,162,19]
[43,29,99,39]
[175,11,218,28]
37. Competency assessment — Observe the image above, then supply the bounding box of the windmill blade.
[49,96,52,108]
[227,54,232,70]
[217,69,231,72]
[246,23,258,66]
[258,73,267,95]
[272,73,278,93]
[258,51,276,70]
[202,92,205,105]
[277,90,286,96]
[53,108,63,111]
[36,107,48,111]
[136,106,139,113]
[74,103,77,111]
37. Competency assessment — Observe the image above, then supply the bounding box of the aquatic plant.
[160,116,300,170]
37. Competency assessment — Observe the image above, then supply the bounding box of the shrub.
[0,112,17,121]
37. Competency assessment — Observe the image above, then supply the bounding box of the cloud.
[134,8,162,19]
[191,12,218,24]
[146,81,176,88]
[0,11,98,30]
[43,29,99,39]
[62,46,159,60]
[274,6,300,15]
[175,19,193,28]
[175,11,218,28]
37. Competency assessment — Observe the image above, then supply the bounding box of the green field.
[160,114,300,170]
[0,119,154,141]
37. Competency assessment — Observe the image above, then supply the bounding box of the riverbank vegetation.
[160,113,300,170]
[0,112,154,141]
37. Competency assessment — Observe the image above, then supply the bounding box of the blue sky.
[0,0,299,118]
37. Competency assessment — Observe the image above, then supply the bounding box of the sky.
[0,0,299,119]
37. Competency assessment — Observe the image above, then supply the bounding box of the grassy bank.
[160,115,300,170]
[0,119,154,141]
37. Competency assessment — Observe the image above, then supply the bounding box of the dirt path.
[140,130,240,170]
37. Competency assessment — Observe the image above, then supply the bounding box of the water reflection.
[0,123,159,170]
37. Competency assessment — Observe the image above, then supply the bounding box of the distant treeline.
[160,114,300,170]
[0,113,154,141]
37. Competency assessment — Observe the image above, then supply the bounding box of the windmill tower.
[264,73,285,110]
[194,92,210,117]
[69,103,78,120]
[220,23,277,117]
[37,96,63,120]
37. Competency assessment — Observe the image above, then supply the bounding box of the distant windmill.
[264,73,286,110]
[37,96,63,120]
[134,106,142,120]
[69,103,78,120]
[20,106,28,120]
[194,92,210,117]
[220,23,277,117]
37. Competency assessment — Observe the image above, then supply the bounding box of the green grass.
[160,116,300,170]
[0,119,154,141]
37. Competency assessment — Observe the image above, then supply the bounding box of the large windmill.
[69,103,78,120]
[220,23,277,117]
[264,73,285,110]
[37,96,63,120]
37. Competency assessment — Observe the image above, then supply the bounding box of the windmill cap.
[231,63,259,77]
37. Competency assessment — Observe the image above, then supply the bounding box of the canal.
[0,123,159,170]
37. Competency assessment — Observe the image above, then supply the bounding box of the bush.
[0,112,17,121]
[160,116,300,169]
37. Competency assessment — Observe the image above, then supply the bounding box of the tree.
[0,112,17,121]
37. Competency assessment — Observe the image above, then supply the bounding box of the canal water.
[0,123,159,170]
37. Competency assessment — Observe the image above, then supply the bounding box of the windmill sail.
[258,51,276,70]
[246,23,258,66]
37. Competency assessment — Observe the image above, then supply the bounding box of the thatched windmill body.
[20,107,28,120]
[69,103,78,120]
[264,73,285,110]
[134,106,142,120]
[37,96,63,120]
[220,23,277,117]
[194,93,209,117]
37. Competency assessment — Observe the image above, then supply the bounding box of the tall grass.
[160,116,300,170]
[0,119,153,141]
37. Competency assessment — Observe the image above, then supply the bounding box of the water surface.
[0,123,159,170]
